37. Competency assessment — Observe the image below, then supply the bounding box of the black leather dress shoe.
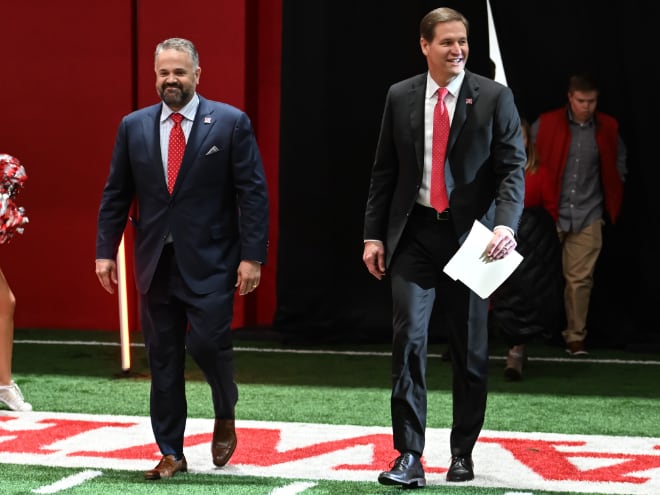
[378,452,426,488]
[446,455,474,482]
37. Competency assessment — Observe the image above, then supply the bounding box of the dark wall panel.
[276,0,657,346]
[275,1,491,341]
[490,0,659,344]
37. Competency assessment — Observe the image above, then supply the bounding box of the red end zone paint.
[1,412,659,493]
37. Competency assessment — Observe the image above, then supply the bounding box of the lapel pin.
[465,98,473,105]
[204,116,212,124]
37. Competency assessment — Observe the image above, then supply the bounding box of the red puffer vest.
[535,108,624,223]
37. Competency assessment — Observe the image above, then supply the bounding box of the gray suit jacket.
[364,70,525,267]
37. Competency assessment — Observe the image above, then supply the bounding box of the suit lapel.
[448,71,478,152]
[171,96,217,195]
[139,104,169,194]
[408,75,426,173]
[142,104,162,165]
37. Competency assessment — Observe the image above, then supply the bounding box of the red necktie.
[430,87,450,212]
[167,113,185,194]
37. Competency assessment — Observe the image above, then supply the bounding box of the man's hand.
[486,227,517,261]
[363,241,386,280]
[236,260,261,295]
[96,259,118,294]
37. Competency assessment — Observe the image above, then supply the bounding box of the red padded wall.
[251,0,281,327]
[2,0,280,331]
[2,2,133,330]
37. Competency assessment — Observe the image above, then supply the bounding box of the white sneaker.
[0,381,33,411]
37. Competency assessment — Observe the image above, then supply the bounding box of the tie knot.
[171,113,184,125]
[438,87,448,101]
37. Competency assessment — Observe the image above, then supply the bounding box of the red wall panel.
[2,1,133,330]
[134,0,280,329]
[135,1,249,110]
[252,0,281,326]
[2,0,280,332]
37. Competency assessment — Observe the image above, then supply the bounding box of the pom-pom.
[0,154,29,244]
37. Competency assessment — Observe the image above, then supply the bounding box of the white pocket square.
[205,145,220,156]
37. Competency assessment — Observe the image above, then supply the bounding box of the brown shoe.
[212,419,237,466]
[144,454,187,480]
[565,341,588,356]
[504,345,526,381]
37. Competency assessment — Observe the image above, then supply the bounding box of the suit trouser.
[389,206,490,457]
[557,220,602,344]
[140,244,238,457]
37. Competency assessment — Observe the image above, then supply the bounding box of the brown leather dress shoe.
[144,454,187,480]
[212,418,237,466]
[565,341,589,356]
[504,344,526,381]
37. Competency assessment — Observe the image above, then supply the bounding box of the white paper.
[443,220,523,299]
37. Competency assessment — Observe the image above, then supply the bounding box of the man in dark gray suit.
[95,38,268,480]
[363,8,525,487]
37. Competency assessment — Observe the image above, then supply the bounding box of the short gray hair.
[154,38,199,69]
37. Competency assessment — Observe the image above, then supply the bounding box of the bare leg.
[0,268,16,386]
[0,268,31,411]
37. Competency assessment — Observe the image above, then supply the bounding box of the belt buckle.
[436,209,449,221]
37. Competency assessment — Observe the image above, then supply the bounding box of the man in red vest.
[533,73,626,355]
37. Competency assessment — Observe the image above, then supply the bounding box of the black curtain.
[275,0,658,347]
[490,0,660,347]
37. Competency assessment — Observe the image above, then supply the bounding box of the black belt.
[413,203,451,221]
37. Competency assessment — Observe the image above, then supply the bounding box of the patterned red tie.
[167,113,185,194]
[430,87,450,212]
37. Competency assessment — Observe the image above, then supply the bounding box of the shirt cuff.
[494,225,514,237]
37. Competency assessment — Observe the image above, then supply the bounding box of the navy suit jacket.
[364,71,525,267]
[97,95,269,294]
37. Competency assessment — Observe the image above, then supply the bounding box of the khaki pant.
[557,220,603,344]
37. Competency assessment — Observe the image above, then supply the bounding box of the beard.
[159,83,191,109]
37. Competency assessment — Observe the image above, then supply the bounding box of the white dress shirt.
[159,93,199,180]
[418,71,465,207]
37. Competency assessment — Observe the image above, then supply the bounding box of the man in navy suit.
[95,38,268,480]
[363,8,525,487]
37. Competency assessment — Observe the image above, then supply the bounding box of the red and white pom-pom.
[0,153,29,243]
[0,153,28,197]
[0,197,28,244]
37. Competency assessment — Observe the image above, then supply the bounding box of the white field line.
[31,470,103,494]
[270,481,317,495]
[14,339,660,365]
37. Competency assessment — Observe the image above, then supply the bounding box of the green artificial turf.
[4,327,659,495]
[11,328,660,437]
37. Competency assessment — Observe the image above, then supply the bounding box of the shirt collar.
[425,71,465,99]
[567,106,595,127]
[160,93,200,123]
